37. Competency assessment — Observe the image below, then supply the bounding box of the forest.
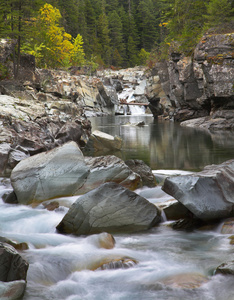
[0,0,233,73]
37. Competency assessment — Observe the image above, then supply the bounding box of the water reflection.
[89,115,234,171]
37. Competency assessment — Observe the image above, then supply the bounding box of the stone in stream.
[86,232,116,249]
[10,142,144,204]
[84,130,122,153]
[125,159,157,188]
[0,236,28,251]
[2,191,18,204]
[0,242,29,282]
[94,256,138,271]
[215,261,234,276]
[159,273,209,289]
[162,159,234,221]
[0,280,27,300]
[221,218,234,234]
[56,182,161,235]
[158,199,191,221]
[11,141,90,205]
[78,155,142,194]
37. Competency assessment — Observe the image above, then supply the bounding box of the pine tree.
[0,0,43,78]
[97,2,111,65]
[165,0,209,54]
[137,0,159,51]
[204,0,234,31]
[84,0,99,58]
[55,0,80,38]
[108,10,125,66]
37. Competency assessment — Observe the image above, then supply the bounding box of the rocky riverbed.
[0,32,234,299]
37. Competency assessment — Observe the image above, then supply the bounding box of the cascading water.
[1,176,234,300]
[117,80,147,116]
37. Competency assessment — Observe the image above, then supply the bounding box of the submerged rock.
[94,256,138,271]
[56,182,161,235]
[162,159,234,221]
[0,280,26,300]
[11,141,90,205]
[86,232,116,249]
[159,273,209,289]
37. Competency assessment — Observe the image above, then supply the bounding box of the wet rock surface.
[159,273,209,289]
[125,159,157,188]
[10,143,146,204]
[0,242,29,282]
[162,159,234,221]
[11,141,90,205]
[215,261,234,276]
[56,182,161,235]
[84,130,122,154]
[79,155,142,194]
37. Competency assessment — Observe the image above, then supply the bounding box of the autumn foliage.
[26,3,85,68]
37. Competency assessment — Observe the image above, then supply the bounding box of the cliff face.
[154,33,234,129]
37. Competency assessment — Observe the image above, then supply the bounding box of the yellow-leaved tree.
[70,34,86,67]
[23,3,85,68]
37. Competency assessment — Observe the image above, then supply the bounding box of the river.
[1,114,234,300]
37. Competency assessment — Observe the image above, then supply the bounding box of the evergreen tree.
[55,0,79,37]
[84,0,98,58]
[137,0,159,51]
[165,0,209,54]
[0,0,43,78]
[108,10,125,66]
[204,0,234,30]
[127,35,138,66]
[97,2,111,65]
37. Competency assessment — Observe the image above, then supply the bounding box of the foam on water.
[0,173,233,300]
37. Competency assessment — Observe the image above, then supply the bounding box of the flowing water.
[1,114,234,300]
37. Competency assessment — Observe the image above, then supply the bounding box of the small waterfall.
[128,105,146,115]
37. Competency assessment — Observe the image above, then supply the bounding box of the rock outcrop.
[0,94,91,176]
[56,182,161,235]
[162,159,234,221]
[150,33,234,129]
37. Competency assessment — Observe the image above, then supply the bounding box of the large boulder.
[0,242,28,282]
[78,155,142,194]
[162,159,234,221]
[56,182,161,235]
[11,141,90,205]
